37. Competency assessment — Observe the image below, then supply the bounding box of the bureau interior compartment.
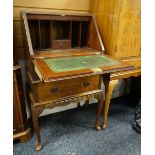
[71,21,89,48]
[52,21,71,40]
[39,20,51,49]
[28,20,51,50]
[81,21,89,47]
[51,20,71,49]
[71,21,81,48]
[28,20,40,50]
[27,17,90,51]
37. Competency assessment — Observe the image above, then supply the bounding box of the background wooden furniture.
[90,0,141,129]
[101,69,141,129]
[13,65,31,142]
[90,0,141,60]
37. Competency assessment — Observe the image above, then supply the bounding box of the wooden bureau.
[22,11,134,151]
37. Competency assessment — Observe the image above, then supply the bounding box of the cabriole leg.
[31,106,44,151]
[95,92,104,130]
[102,79,118,129]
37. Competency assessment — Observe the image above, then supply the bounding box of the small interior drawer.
[52,39,71,49]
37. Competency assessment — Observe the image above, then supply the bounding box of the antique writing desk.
[23,11,133,151]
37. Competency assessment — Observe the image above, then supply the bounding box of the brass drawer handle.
[83,81,90,87]
[50,87,58,93]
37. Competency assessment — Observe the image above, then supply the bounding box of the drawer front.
[37,75,100,102]
[52,40,71,49]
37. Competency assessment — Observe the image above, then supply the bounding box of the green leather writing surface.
[44,55,119,72]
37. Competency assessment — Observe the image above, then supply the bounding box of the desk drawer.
[31,75,100,102]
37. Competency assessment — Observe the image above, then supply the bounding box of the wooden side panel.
[114,0,141,58]
[90,0,141,58]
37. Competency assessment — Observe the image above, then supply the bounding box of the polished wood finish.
[23,11,134,151]
[13,65,31,141]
